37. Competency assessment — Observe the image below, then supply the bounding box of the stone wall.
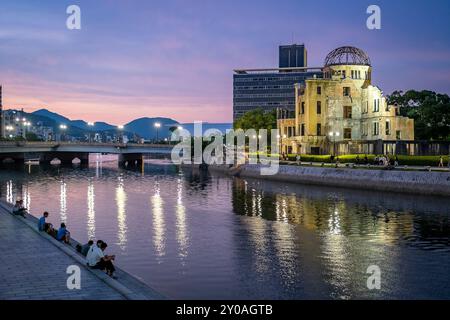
[212,164,450,197]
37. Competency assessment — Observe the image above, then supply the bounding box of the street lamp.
[117,125,124,143]
[154,122,161,143]
[60,124,67,142]
[329,131,340,156]
[87,122,94,143]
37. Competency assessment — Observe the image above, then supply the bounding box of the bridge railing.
[0,141,172,148]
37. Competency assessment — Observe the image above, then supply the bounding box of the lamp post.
[87,122,94,143]
[59,124,67,142]
[117,125,124,143]
[329,131,340,157]
[154,122,161,143]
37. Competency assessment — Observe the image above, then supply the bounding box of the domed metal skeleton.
[324,46,371,67]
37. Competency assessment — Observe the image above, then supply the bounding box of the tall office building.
[279,44,307,68]
[233,44,322,120]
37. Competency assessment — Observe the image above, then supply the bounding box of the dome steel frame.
[324,46,371,67]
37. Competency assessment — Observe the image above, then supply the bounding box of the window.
[300,124,305,136]
[317,101,322,114]
[301,102,305,114]
[317,123,322,136]
[373,99,380,112]
[385,121,391,135]
[342,70,346,79]
[362,123,368,136]
[344,106,352,119]
[344,128,352,139]
[351,70,355,79]
[343,87,351,97]
[396,130,401,140]
[317,86,322,95]
[373,122,379,136]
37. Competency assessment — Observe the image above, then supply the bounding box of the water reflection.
[152,179,165,258]
[87,179,96,240]
[60,179,67,223]
[176,175,189,261]
[116,175,127,249]
[0,163,449,299]
[6,180,13,204]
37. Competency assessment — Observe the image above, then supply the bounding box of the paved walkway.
[0,208,125,300]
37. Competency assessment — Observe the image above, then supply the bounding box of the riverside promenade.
[0,203,165,300]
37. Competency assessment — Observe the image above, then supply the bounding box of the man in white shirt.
[86,240,116,277]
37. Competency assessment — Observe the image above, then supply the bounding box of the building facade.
[278,46,414,155]
[0,86,4,138]
[233,44,322,120]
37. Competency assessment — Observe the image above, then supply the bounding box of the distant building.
[278,46,415,155]
[279,44,307,68]
[233,44,322,121]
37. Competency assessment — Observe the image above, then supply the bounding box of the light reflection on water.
[0,160,449,299]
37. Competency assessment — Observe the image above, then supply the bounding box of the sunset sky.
[1,0,449,124]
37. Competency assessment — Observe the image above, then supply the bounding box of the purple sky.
[1,0,449,124]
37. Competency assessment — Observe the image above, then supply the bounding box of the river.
[0,156,449,299]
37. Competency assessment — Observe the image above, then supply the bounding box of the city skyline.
[1,0,449,125]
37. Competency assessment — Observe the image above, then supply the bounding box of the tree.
[233,108,277,132]
[387,90,450,140]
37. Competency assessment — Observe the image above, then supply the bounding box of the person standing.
[438,156,444,168]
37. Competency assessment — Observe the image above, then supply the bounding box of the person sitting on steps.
[12,200,27,218]
[56,223,71,244]
[86,240,117,278]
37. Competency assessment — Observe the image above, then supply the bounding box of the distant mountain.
[33,109,71,125]
[125,117,179,139]
[27,108,233,140]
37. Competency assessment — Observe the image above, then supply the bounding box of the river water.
[0,157,449,299]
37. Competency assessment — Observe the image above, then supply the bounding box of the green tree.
[387,90,450,140]
[233,108,277,132]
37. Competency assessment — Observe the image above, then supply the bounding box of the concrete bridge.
[0,141,173,167]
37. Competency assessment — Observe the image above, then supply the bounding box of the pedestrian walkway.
[0,207,125,300]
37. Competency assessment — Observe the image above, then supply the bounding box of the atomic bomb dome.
[324,46,371,67]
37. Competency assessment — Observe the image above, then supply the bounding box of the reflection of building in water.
[232,178,415,243]
[87,179,96,240]
[6,180,13,204]
[176,177,189,260]
[60,179,67,223]
[152,179,165,258]
[116,175,127,249]
[22,184,31,213]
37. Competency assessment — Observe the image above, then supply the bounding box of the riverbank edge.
[0,201,166,300]
[206,164,450,197]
